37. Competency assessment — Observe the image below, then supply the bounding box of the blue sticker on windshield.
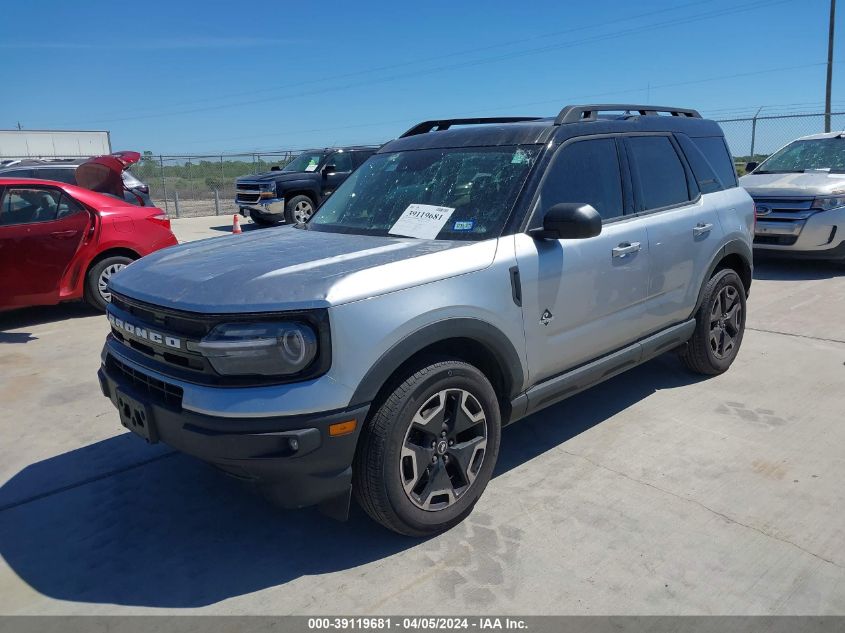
[453,220,475,231]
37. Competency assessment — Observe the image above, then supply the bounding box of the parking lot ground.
[0,228,843,614]
[170,214,263,243]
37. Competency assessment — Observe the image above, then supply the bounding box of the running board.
[512,319,695,422]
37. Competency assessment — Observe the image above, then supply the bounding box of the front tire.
[680,269,747,375]
[84,255,134,311]
[284,195,315,224]
[354,360,501,537]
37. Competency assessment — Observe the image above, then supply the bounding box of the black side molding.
[509,319,696,424]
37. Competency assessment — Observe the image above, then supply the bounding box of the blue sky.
[0,0,840,154]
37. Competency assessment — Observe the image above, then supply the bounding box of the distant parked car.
[0,152,153,207]
[235,146,378,225]
[0,169,177,312]
[740,131,845,261]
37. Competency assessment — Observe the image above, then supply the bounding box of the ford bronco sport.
[98,104,754,536]
[235,146,378,226]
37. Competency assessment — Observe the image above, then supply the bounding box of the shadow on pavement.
[0,303,98,334]
[753,257,843,281]
[0,355,701,608]
[209,221,263,233]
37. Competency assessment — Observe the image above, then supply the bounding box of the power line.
[184,60,841,152]
[54,0,798,127]
[79,0,722,121]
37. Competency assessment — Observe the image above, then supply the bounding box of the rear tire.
[84,255,134,311]
[248,209,280,226]
[353,360,501,537]
[680,269,746,375]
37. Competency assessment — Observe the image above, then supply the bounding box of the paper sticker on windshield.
[453,220,475,231]
[305,163,319,172]
[389,204,455,239]
[511,148,530,164]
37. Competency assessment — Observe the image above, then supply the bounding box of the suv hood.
[75,151,141,197]
[237,170,317,183]
[740,170,845,197]
[109,228,498,313]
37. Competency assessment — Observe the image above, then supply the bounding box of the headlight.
[194,322,318,376]
[812,195,845,211]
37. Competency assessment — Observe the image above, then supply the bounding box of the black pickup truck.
[235,146,378,225]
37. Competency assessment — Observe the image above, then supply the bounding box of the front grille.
[236,191,261,204]
[107,356,183,409]
[236,181,271,205]
[753,197,815,221]
[107,292,332,387]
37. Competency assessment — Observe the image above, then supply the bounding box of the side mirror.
[322,164,337,175]
[529,202,602,240]
[745,161,759,173]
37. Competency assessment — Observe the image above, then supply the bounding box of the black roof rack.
[555,104,701,125]
[400,117,542,138]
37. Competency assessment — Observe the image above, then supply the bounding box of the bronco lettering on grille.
[108,314,182,349]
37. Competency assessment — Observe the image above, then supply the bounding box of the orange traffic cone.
[232,214,242,234]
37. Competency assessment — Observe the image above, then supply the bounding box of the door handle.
[693,222,714,237]
[50,230,79,239]
[612,241,641,258]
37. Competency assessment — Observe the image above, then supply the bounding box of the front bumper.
[753,204,845,260]
[97,352,369,510]
[236,197,286,217]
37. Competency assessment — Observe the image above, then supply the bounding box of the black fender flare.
[692,239,753,316]
[349,318,526,408]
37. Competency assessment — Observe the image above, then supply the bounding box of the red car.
[0,153,178,312]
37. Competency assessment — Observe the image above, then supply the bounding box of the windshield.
[282,152,326,173]
[756,137,845,173]
[307,145,540,240]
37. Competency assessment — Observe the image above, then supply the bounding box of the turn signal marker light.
[329,420,357,437]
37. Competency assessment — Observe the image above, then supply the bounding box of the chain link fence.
[132,152,300,218]
[3,111,844,218]
[718,111,845,174]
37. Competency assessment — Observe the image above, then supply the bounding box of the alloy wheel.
[709,284,742,360]
[97,263,127,303]
[400,389,488,511]
[293,200,314,223]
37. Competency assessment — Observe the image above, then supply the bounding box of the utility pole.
[825,0,836,132]
[16,122,22,130]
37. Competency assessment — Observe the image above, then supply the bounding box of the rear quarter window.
[692,136,737,188]
[676,134,723,194]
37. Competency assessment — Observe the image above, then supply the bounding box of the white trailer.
[0,129,111,159]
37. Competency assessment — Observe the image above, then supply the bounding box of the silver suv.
[97,104,754,536]
[740,131,845,261]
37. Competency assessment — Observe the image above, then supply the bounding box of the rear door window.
[626,136,691,211]
[34,168,76,185]
[327,152,353,172]
[0,168,34,178]
[539,138,624,221]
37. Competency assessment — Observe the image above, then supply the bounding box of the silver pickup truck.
[741,131,845,261]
